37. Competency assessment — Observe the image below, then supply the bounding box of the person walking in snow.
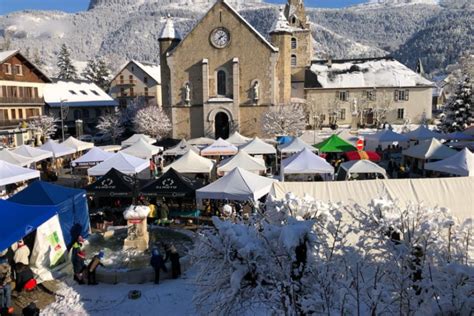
[13,240,30,266]
[164,244,181,279]
[73,251,86,284]
[150,248,167,284]
[87,251,104,285]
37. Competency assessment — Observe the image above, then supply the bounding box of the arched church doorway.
[214,112,230,139]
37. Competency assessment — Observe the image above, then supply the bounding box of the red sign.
[129,219,143,224]
[356,139,364,151]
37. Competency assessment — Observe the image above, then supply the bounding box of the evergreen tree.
[82,58,110,91]
[439,75,473,132]
[56,44,77,80]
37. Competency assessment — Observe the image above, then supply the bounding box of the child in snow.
[150,248,167,284]
[87,250,104,285]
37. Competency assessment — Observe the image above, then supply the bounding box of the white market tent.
[337,160,388,181]
[282,148,334,180]
[188,137,215,147]
[299,130,325,145]
[40,140,76,158]
[163,139,199,156]
[87,152,148,176]
[425,148,474,177]
[217,151,267,175]
[120,139,163,159]
[201,138,238,156]
[62,136,94,152]
[196,167,276,202]
[239,137,276,155]
[365,129,409,150]
[226,131,251,146]
[403,126,443,141]
[0,160,40,186]
[71,147,114,167]
[163,149,215,174]
[12,145,53,163]
[278,137,317,154]
[402,138,457,160]
[0,150,35,167]
[337,129,358,145]
[121,134,155,147]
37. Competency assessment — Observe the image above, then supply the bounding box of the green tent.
[314,134,357,153]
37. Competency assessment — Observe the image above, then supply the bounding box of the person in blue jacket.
[150,248,167,284]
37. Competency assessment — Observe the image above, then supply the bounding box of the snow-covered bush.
[96,111,123,144]
[133,106,171,140]
[261,103,307,137]
[28,114,59,140]
[192,194,473,315]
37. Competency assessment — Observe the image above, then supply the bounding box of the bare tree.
[261,103,307,137]
[133,106,172,140]
[373,89,394,128]
[97,111,124,144]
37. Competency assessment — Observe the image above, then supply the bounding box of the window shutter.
[346,91,349,100]
[394,90,399,102]
[404,90,409,101]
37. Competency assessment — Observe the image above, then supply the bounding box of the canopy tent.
[88,152,149,176]
[121,134,155,147]
[364,130,409,150]
[140,168,205,198]
[217,150,267,175]
[0,199,58,251]
[196,167,276,202]
[278,137,317,154]
[282,148,334,177]
[444,131,473,141]
[403,126,443,141]
[120,139,163,159]
[226,131,251,146]
[12,145,53,163]
[163,139,200,156]
[154,137,181,149]
[402,138,457,160]
[239,137,277,155]
[163,150,215,174]
[9,181,90,247]
[71,147,114,167]
[299,131,325,145]
[188,137,215,147]
[314,134,357,153]
[447,141,474,151]
[344,151,381,162]
[0,150,35,167]
[277,136,293,145]
[337,160,388,181]
[40,140,76,158]
[424,148,474,177]
[201,138,238,156]
[337,129,358,145]
[62,136,94,152]
[464,126,474,136]
[98,145,122,153]
[0,160,40,186]
[86,168,145,197]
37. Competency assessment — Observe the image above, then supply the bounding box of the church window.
[217,70,226,96]
[292,16,297,24]
[291,55,297,67]
[291,38,297,49]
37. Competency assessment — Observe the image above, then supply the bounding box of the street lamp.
[60,99,68,141]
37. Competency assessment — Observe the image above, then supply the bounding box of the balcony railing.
[114,79,137,86]
[0,97,44,105]
[118,92,157,99]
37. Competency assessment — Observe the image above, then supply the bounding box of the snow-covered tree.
[261,103,307,137]
[29,114,59,140]
[439,75,473,132]
[82,58,111,91]
[97,111,124,144]
[56,44,77,80]
[133,106,171,140]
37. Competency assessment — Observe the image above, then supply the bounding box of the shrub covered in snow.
[192,194,473,315]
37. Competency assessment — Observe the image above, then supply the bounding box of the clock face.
[210,28,230,49]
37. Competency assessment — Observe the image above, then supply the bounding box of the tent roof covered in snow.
[120,139,163,159]
[188,137,215,146]
[314,134,357,153]
[163,150,215,174]
[424,148,474,177]
[163,139,200,156]
[403,126,443,141]
[121,134,155,147]
[0,199,58,252]
[278,137,316,154]
[282,148,334,175]
[218,150,267,175]
[402,138,457,160]
[201,138,238,156]
[0,149,35,166]
[12,145,53,162]
[62,136,94,152]
[140,168,205,198]
[365,129,409,144]
[86,168,146,197]
[196,167,276,202]
[337,160,387,180]
[9,181,90,246]
[239,137,276,155]
[226,132,251,146]
[88,152,149,176]
[40,140,76,158]
[0,160,40,186]
[72,147,114,167]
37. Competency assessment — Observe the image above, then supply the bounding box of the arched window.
[217,70,226,96]
[292,16,297,24]
[291,38,297,49]
[291,55,297,67]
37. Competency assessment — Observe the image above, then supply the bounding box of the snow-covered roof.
[133,60,161,84]
[306,57,434,89]
[159,16,181,40]
[270,7,292,33]
[44,80,117,108]
[0,50,18,63]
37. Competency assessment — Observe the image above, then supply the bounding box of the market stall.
[336,160,388,181]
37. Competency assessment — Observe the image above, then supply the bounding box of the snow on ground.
[43,267,197,315]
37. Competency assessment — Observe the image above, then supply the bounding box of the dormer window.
[80,90,88,95]
[69,90,77,95]
[4,63,12,75]
[90,90,100,96]
[14,65,23,76]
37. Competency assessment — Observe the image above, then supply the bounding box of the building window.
[4,63,12,75]
[130,87,134,96]
[291,16,296,24]
[18,109,23,119]
[0,110,8,120]
[338,91,349,102]
[397,108,405,120]
[90,90,100,96]
[129,75,133,84]
[217,70,226,96]
[120,88,125,97]
[144,76,148,84]
[291,38,297,49]
[340,108,346,120]
[80,90,88,95]
[119,75,124,84]
[11,109,16,120]
[131,66,134,72]
[366,90,376,101]
[144,87,149,96]
[69,90,77,95]
[291,55,297,67]
[14,65,23,76]
[394,89,409,102]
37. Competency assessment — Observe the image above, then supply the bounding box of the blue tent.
[277,136,294,145]
[0,199,58,252]
[9,181,90,247]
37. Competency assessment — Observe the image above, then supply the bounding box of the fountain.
[123,205,150,252]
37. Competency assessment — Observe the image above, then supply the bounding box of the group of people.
[71,236,104,285]
[149,243,181,284]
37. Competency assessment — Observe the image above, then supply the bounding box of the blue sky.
[0,0,367,15]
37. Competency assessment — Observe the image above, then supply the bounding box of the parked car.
[93,132,111,144]
[78,134,93,142]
